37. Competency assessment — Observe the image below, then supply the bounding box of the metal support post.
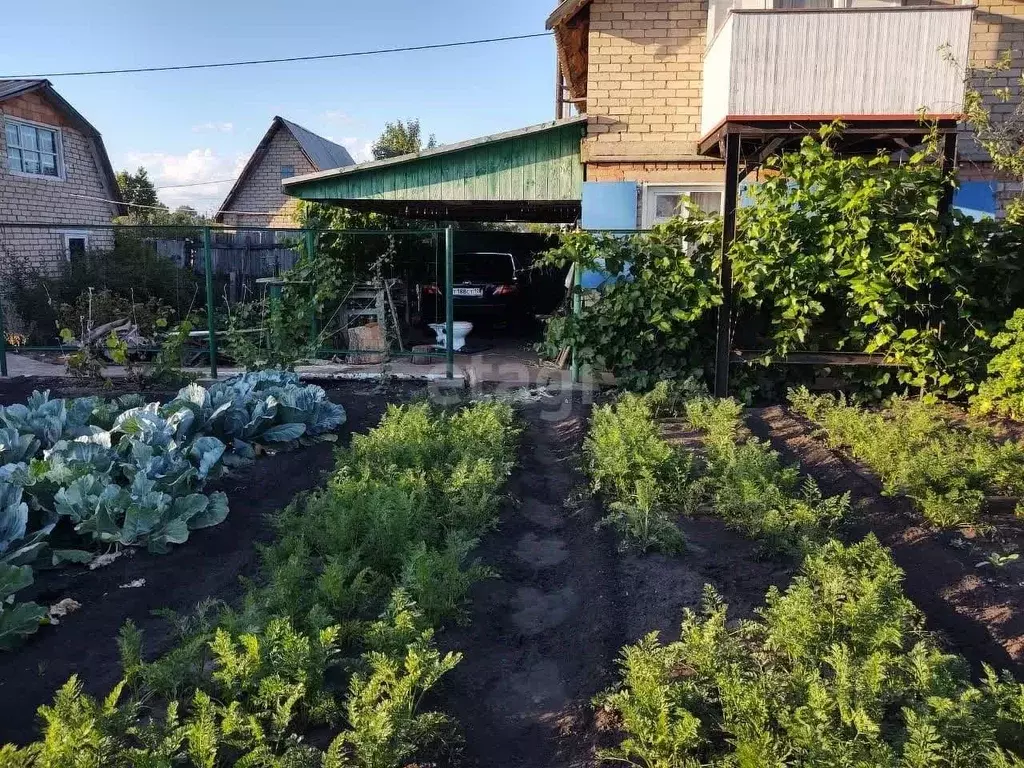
[445,225,455,380]
[714,133,741,398]
[571,262,582,385]
[305,229,318,354]
[203,227,218,379]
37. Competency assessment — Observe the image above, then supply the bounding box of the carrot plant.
[790,387,1024,527]
[685,396,848,555]
[1,400,520,767]
[598,536,1024,767]
[585,384,690,553]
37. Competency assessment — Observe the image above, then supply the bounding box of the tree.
[371,119,437,161]
[116,167,162,211]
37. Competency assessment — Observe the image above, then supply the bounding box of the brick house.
[0,79,124,275]
[547,0,1024,227]
[282,0,1022,227]
[215,117,355,229]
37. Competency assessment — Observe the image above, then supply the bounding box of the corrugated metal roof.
[0,79,47,102]
[285,116,587,186]
[283,117,586,223]
[280,118,354,170]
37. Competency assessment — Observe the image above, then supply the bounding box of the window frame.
[280,164,296,179]
[641,183,726,228]
[4,116,65,181]
[61,231,89,261]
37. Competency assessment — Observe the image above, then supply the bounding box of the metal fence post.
[571,262,582,385]
[445,225,455,380]
[203,227,218,379]
[305,229,318,356]
[0,295,8,378]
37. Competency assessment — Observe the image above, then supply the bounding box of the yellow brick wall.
[219,127,316,229]
[585,0,716,180]
[963,0,1024,166]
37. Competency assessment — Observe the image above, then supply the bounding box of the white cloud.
[191,121,234,134]
[124,148,247,215]
[322,110,352,124]
[338,137,373,163]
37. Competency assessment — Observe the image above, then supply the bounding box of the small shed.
[281,116,587,224]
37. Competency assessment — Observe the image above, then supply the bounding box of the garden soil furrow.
[434,397,625,767]
[746,405,1024,675]
[0,379,418,745]
[435,396,797,768]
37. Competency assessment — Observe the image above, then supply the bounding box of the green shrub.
[585,386,690,553]
[973,308,1024,421]
[598,536,1024,767]
[790,387,1024,528]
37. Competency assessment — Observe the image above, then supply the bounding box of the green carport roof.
[282,116,587,223]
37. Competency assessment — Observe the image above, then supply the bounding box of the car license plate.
[453,287,483,297]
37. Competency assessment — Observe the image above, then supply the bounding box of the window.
[642,185,724,228]
[280,165,295,179]
[62,232,89,260]
[5,119,62,178]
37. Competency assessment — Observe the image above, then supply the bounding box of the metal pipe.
[0,223,448,234]
[203,227,218,379]
[445,225,455,380]
[0,295,7,377]
[571,262,582,385]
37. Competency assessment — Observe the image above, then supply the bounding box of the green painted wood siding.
[288,122,585,203]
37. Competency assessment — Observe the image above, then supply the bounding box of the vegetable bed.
[585,388,1024,766]
[0,379,419,745]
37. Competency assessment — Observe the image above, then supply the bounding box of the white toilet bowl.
[428,321,474,351]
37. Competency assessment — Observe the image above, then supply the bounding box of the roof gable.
[215,116,355,221]
[0,78,125,215]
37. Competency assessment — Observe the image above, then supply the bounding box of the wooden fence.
[155,230,301,305]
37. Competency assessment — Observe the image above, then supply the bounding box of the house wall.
[0,90,117,276]
[575,0,1024,225]
[960,0,1024,209]
[219,128,316,229]
[581,0,723,227]
[585,0,711,165]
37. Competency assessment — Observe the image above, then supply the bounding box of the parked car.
[421,251,529,325]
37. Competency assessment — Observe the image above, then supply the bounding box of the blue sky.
[1,0,557,213]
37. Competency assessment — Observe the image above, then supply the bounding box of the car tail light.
[423,284,440,295]
[493,284,518,296]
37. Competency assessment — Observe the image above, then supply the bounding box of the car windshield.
[454,253,515,283]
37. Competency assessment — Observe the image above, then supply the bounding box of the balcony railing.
[700,4,975,139]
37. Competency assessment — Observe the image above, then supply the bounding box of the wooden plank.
[730,350,905,367]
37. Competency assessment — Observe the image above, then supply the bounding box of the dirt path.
[436,396,796,768]
[436,396,622,767]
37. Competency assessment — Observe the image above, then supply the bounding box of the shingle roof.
[0,78,125,215]
[214,116,355,221]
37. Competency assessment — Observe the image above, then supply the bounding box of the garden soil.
[433,394,795,768]
[747,405,1024,677]
[0,377,420,744]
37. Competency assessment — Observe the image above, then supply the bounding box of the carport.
[282,116,586,223]
[281,116,588,381]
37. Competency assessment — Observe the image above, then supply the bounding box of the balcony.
[700,3,975,150]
